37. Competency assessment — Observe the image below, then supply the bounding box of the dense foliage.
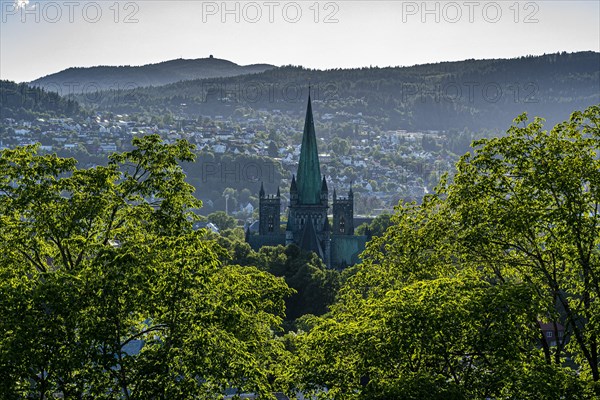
[284,105,600,398]
[213,230,341,323]
[355,213,393,239]
[0,136,291,399]
[2,105,600,398]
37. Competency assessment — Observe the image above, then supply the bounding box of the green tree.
[448,106,600,386]
[207,210,237,231]
[286,106,600,398]
[355,213,393,238]
[0,136,291,399]
[329,137,350,156]
[252,245,341,322]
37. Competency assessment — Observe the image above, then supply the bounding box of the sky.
[1,0,599,82]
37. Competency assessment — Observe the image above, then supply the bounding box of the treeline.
[0,80,82,120]
[76,51,599,131]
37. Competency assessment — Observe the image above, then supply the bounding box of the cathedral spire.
[296,91,322,204]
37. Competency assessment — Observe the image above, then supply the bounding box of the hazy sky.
[1,0,599,82]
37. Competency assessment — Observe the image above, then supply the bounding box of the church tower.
[258,183,281,235]
[247,89,366,269]
[332,185,354,235]
[286,91,330,265]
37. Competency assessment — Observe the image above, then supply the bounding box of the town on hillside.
[0,105,456,221]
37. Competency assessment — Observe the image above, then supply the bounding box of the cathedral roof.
[296,92,322,204]
[300,217,324,259]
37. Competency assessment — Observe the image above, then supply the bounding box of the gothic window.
[268,215,274,232]
[340,216,345,233]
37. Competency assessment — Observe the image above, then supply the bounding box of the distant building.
[539,322,565,347]
[246,93,367,268]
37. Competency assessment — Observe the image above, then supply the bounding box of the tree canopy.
[0,135,291,399]
[285,105,600,399]
[2,104,600,398]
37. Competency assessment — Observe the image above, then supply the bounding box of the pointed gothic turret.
[290,174,298,205]
[290,174,297,192]
[259,182,265,198]
[320,176,328,204]
[296,92,322,204]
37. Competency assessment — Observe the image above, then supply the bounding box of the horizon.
[16,49,600,84]
[9,49,596,85]
[1,0,599,83]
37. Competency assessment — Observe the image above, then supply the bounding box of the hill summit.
[30,56,276,91]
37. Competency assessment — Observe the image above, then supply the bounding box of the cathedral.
[246,93,367,268]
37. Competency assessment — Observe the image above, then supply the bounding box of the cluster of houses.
[1,108,456,212]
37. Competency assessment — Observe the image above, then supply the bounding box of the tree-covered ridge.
[0,80,82,120]
[30,57,276,91]
[78,51,599,131]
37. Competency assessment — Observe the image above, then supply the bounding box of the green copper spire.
[296,91,322,204]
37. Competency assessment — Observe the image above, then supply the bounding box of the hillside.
[0,80,82,120]
[77,51,600,132]
[30,56,276,91]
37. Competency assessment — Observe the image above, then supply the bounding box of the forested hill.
[78,51,599,132]
[30,57,276,91]
[0,80,82,120]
